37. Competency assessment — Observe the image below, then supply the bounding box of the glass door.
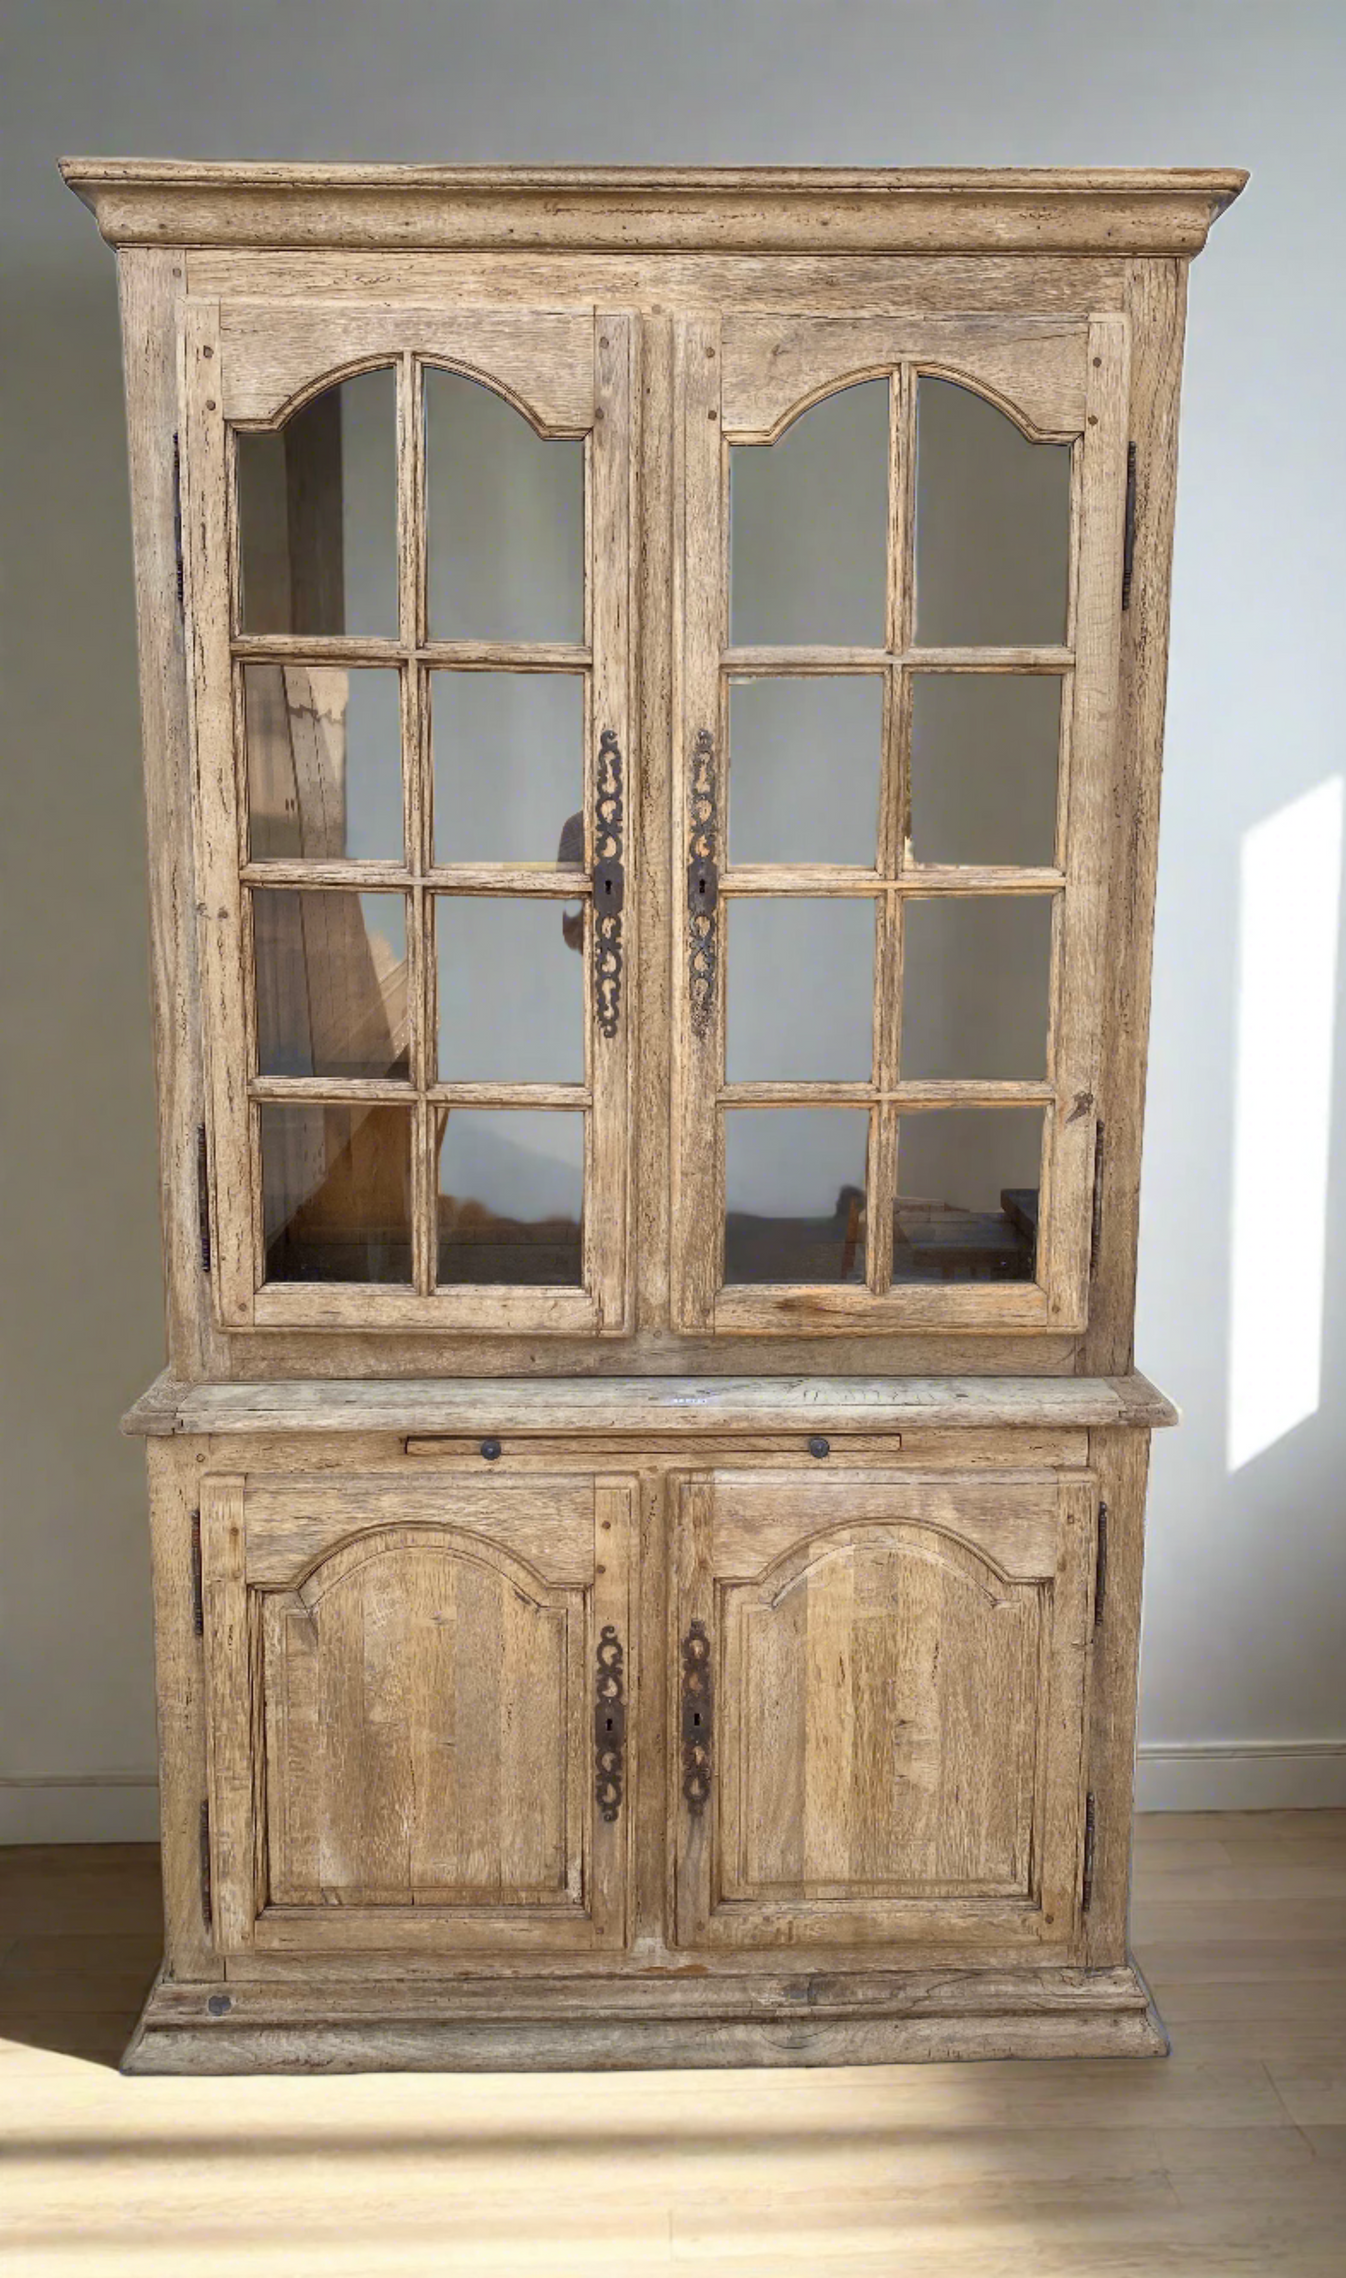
[182,304,633,1333]
[673,311,1130,1334]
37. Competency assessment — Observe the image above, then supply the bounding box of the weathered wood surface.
[123,1370,1178,1436]
[63,159,1247,255]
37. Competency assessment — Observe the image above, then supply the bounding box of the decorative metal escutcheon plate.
[593,728,625,1040]
[593,1623,627,1822]
[681,1619,713,1815]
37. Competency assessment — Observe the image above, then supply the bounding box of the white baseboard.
[0,1775,160,1844]
[4,1745,1345,1843]
[1136,1741,1346,1811]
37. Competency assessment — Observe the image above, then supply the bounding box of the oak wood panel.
[723,313,1089,443]
[218,303,594,431]
[673,1470,1095,1953]
[199,1468,634,1958]
[123,1369,1178,1437]
[116,247,229,1380]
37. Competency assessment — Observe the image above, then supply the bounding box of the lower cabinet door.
[672,1470,1096,1955]
[200,1468,634,1957]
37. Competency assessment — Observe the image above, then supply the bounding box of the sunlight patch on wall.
[1227,778,1343,1471]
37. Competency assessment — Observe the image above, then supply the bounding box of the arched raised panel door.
[199,1470,634,1955]
[674,308,1130,1339]
[672,1470,1097,1954]
[180,299,634,1336]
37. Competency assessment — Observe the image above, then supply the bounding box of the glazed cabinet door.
[672,1470,1096,1954]
[673,309,1129,1337]
[180,300,634,1334]
[200,1468,634,1956]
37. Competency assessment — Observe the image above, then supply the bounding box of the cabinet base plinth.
[123,1960,1168,2074]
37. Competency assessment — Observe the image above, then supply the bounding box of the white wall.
[3,0,1344,1835]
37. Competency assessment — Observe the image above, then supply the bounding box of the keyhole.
[697,876,707,900]
[692,1711,703,1728]
[603,877,613,900]
[604,1715,616,1735]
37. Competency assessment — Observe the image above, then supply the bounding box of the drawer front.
[200,1468,634,1958]
[672,1469,1097,1956]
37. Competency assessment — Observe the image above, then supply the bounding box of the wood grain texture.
[723,313,1089,443]
[115,248,228,1380]
[218,303,593,431]
[673,1471,1093,1953]
[62,159,1247,254]
[122,1371,1178,1437]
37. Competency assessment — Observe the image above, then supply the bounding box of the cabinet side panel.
[1083,1425,1152,1965]
[145,1436,213,1978]
[1082,258,1189,1373]
[116,248,227,1378]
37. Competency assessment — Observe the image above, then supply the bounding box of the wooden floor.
[2,1812,1344,2276]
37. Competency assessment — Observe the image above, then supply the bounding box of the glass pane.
[437,1109,583,1286]
[253,889,409,1080]
[236,368,398,637]
[909,673,1061,869]
[244,665,403,862]
[915,378,1070,647]
[260,1102,411,1284]
[435,897,583,1082]
[892,1108,1043,1283]
[728,676,882,867]
[899,897,1053,1080]
[432,671,583,864]
[727,898,874,1083]
[725,1110,868,1284]
[730,380,888,647]
[425,370,584,642]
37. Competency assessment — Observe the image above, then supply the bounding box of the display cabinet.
[65,161,1243,2071]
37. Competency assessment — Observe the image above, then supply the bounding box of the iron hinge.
[190,1510,204,1637]
[1121,442,1137,610]
[1089,1119,1106,1277]
[1094,1503,1109,1629]
[199,1797,213,1933]
[196,1121,212,1273]
[172,431,185,613]
[1081,1792,1097,1914]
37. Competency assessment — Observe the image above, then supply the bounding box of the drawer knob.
[480,1437,502,1462]
[808,1435,831,1460]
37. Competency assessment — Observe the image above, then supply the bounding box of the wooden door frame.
[180,298,635,1335]
[670,1467,1097,1955]
[671,310,1130,1338]
[199,1467,636,1957]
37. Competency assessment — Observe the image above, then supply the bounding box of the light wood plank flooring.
[2,1811,1343,2275]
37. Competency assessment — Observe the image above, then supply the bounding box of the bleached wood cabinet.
[66,159,1243,2072]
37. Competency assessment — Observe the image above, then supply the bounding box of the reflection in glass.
[728,676,882,866]
[253,890,409,1079]
[915,378,1070,647]
[432,671,583,864]
[245,665,403,862]
[437,1109,583,1285]
[908,673,1061,869]
[435,896,583,1083]
[726,898,875,1083]
[892,1108,1043,1283]
[724,1110,868,1284]
[260,1102,411,1284]
[236,368,398,637]
[425,371,584,642]
[730,380,889,647]
[899,896,1053,1081]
